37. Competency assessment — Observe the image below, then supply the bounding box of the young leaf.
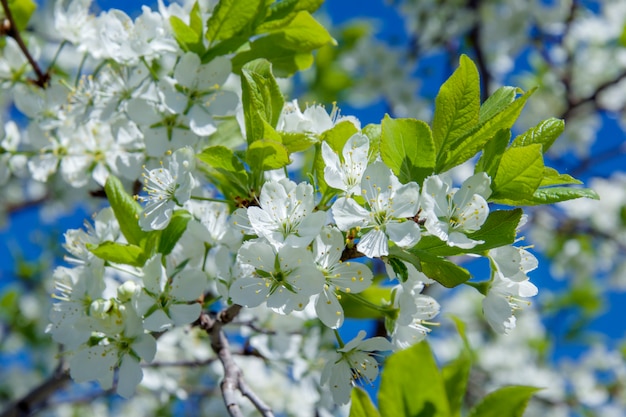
[340,286,392,320]
[539,167,582,187]
[197,145,249,194]
[479,86,519,123]
[498,187,599,206]
[256,0,325,32]
[170,2,205,55]
[321,120,359,152]
[232,12,335,76]
[432,54,480,157]
[490,143,544,203]
[88,242,147,267]
[475,129,510,179]
[5,0,36,31]
[437,88,535,173]
[511,118,564,152]
[349,388,381,417]
[467,386,541,417]
[381,115,435,184]
[205,0,264,43]
[241,59,284,143]
[158,211,192,256]
[442,353,471,417]
[378,342,451,417]
[246,139,290,171]
[104,175,146,246]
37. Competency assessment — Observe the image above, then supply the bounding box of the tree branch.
[0,363,70,417]
[0,0,49,88]
[197,306,275,417]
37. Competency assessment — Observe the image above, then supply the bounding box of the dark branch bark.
[0,0,49,88]
[0,364,70,417]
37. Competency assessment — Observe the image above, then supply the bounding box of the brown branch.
[467,0,491,102]
[197,305,275,417]
[0,363,70,417]
[0,0,49,88]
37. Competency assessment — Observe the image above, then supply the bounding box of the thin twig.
[467,0,491,102]
[197,306,276,417]
[0,363,70,417]
[0,0,49,88]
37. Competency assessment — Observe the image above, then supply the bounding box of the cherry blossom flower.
[137,146,195,230]
[421,172,492,249]
[321,330,393,405]
[332,161,421,258]
[321,133,370,196]
[230,241,324,314]
[313,226,373,328]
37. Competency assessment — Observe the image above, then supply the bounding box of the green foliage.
[380,115,435,185]
[351,338,538,417]
[104,175,146,246]
[241,59,284,143]
[378,341,451,417]
[2,0,36,31]
[88,241,148,267]
[201,0,334,76]
[157,211,192,256]
[467,386,541,417]
[349,388,381,417]
[414,209,524,256]
[389,246,471,288]
[170,1,205,54]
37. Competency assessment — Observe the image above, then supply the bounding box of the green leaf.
[511,118,564,152]
[104,176,146,246]
[5,0,36,31]
[158,211,192,255]
[232,12,335,76]
[362,123,382,161]
[350,388,381,417]
[497,187,599,206]
[391,246,471,288]
[378,342,450,417]
[381,115,435,184]
[205,0,264,42]
[341,286,392,320]
[321,120,359,152]
[197,145,249,195]
[539,167,582,187]
[479,86,519,123]
[241,59,284,143]
[281,132,318,153]
[442,353,471,417]
[475,129,510,179]
[246,139,290,171]
[467,386,541,417]
[170,3,205,55]
[415,209,523,256]
[419,255,471,288]
[490,144,544,203]
[256,0,324,32]
[432,54,480,157]
[89,241,147,267]
[437,88,535,172]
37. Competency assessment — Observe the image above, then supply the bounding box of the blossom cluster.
[0,0,553,411]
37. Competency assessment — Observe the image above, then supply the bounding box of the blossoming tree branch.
[0,0,600,415]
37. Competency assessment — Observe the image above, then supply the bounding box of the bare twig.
[197,305,275,417]
[0,0,49,88]
[467,0,491,102]
[0,362,70,417]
